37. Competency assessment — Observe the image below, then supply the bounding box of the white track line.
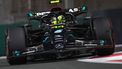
[77,51,122,64]
[0,56,6,59]
[116,44,122,47]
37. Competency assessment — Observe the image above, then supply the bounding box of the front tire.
[93,17,115,56]
[6,28,27,65]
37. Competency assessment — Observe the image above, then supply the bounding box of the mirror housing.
[27,11,33,17]
[80,5,88,13]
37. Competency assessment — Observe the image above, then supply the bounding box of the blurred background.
[0,0,122,56]
[0,0,122,24]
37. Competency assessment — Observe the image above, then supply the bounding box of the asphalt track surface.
[0,45,122,69]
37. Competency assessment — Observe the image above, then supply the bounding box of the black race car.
[6,6,115,65]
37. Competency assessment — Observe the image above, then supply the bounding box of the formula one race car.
[6,5,115,65]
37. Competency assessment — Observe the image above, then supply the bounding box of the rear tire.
[93,17,115,56]
[6,28,27,65]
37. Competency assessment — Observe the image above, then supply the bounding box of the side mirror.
[27,11,33,17]
[80,5,88,13]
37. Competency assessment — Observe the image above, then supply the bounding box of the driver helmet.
[51,15,65,28]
